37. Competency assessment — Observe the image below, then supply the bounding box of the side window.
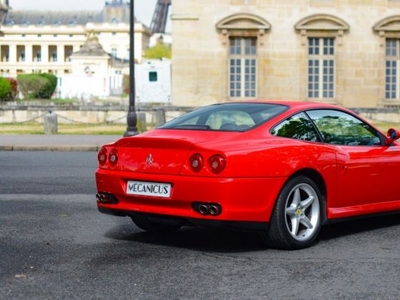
[306,109,382,146]
[271,112,321,142]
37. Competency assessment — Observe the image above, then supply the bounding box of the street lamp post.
[124,0,139,137]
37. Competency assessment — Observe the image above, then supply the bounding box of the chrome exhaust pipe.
[96,192,118,204]
[209,205,220,215]
[193,202,222,216]
[199,204,209,215]
[96,193,104,202]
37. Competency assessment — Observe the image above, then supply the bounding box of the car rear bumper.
[95,169,286,223]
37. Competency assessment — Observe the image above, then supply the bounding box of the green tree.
[0,77,11,101]
[144,43,171,60]
[17,73,57,99]
[37,73,58,98]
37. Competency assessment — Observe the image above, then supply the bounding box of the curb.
[0,145,101,152]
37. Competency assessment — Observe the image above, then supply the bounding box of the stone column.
[43,111,58,135]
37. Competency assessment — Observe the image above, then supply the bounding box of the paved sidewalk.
[0,134,122,151]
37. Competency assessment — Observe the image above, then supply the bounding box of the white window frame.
[229,37,257,99]
[307,37,335,99]
[216,13,271,100]
[385,39,400,99]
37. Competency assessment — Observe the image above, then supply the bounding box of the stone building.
[0,0,151,97]
[171,0,400,108]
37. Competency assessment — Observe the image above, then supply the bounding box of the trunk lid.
[113,129,237,175]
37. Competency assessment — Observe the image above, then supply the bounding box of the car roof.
[240,100,341,109]
[224,100,354,115]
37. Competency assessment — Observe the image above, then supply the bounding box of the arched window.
[295,14,349,101]
[374,16,400,102]
[216,13,271,99]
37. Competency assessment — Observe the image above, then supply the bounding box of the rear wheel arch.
[288,169,327,222]
[261,170,326,249]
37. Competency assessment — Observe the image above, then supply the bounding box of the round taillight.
[108,149,118,166]
[209,154,226,174]
[189,153,204,172]
[98,148,107,166]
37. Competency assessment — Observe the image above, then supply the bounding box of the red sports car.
[95,101,400,249]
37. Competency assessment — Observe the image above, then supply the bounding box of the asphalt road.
[1,151,400,299]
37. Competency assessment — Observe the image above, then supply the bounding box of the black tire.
[131,215,181,233]
[261,175,322,250]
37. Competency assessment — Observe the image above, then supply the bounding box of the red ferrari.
[95,101,400,249]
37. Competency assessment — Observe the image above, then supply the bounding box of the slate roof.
[2,1,133,26]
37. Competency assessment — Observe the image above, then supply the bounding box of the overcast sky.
[10,0,157,27]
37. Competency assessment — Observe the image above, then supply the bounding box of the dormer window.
[38,16,45,26]
[69,16,77,26]
[5,15,14,26]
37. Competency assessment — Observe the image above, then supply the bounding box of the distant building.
[171,0,400,108]
[0,0,152,98]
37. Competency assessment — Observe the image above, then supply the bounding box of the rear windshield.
[158,103,288,131]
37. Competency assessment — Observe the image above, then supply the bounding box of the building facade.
[171,0,400,108]
[0,0,151,98]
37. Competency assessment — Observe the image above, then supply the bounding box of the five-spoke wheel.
[261,175,322,250]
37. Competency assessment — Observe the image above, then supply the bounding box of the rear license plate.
[126,180,172,198]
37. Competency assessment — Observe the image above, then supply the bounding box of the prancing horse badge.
[146,153,153,166]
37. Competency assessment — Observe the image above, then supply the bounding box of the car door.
[306,109,400,210]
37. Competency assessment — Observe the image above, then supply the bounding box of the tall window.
[229,37,257,98]
[51,51,57,62]
[67,49,72,62]
[36,51,41,62]
[385,39,400,99]
[308,37,335,99]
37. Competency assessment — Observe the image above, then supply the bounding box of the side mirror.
[385,128,400,145]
